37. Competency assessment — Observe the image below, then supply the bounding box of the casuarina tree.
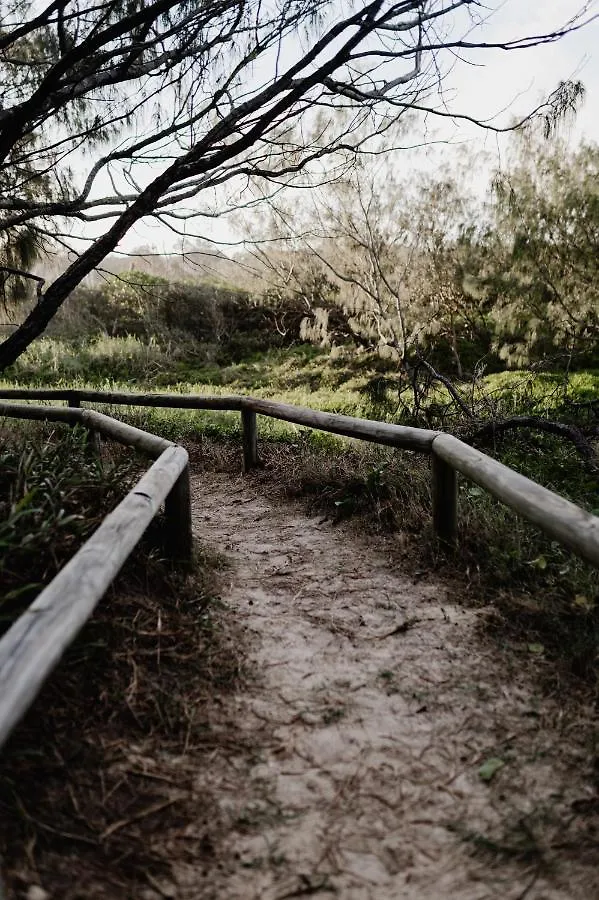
[0,0,594,368]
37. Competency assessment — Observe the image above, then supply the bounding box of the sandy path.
[182,470,598,900]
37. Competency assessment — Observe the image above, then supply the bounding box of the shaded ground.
[1,461,598,899]
[179,470,599,899]
[0,543,248,900]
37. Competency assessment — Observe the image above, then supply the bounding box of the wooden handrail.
[432,433,599,568]
[83,409,173,458]
[0,401,193,749]
[0,401,173,457]
[0,445,190,749]
[0,399,82,423]
[240,397,437,452]
[0,388,597,568]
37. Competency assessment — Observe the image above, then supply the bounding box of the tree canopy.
[0,0,595,368]
[246,128,599,389]
[487,139,599,367]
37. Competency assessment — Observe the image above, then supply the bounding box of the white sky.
[121,1,599,253]
[439,0,599,145]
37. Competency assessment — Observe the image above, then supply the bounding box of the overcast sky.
[440,0,599,145]
[122,1,599,252]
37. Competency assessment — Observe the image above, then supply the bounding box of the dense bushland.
[253,134,599,381]
[43,269,306,364]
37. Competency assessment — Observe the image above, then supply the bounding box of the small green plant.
[322,705,346,724]
[0,425,139,620]
[378,669,401,695]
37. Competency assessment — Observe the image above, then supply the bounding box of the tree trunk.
[0,167,180,370]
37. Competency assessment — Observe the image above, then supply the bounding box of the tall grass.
[8,334,177,385]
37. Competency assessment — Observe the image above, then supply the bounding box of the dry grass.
[0,527,249,899]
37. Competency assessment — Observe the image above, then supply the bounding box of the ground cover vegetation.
[0,425,139,618]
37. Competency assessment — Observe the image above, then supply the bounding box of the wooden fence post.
[241,407,258,472]
[432,451,458,548]
[164,463,193,565]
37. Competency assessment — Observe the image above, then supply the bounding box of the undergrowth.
[0,425,139,621]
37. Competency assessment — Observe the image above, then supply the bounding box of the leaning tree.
[0,0,595,368]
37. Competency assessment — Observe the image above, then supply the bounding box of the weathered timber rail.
[1,387,598,568]
[0,400,192,750]
[0,385,598,751]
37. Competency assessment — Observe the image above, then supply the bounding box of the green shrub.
[51,271,307,358]
[0,426,138,619]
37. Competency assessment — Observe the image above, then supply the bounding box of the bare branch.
[0,265,45,301]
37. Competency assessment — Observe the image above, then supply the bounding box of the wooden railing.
[0,386,598,750]
[0,400,192,749]
[0,387,597,567]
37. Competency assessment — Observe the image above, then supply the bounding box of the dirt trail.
[182,470,598,900]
